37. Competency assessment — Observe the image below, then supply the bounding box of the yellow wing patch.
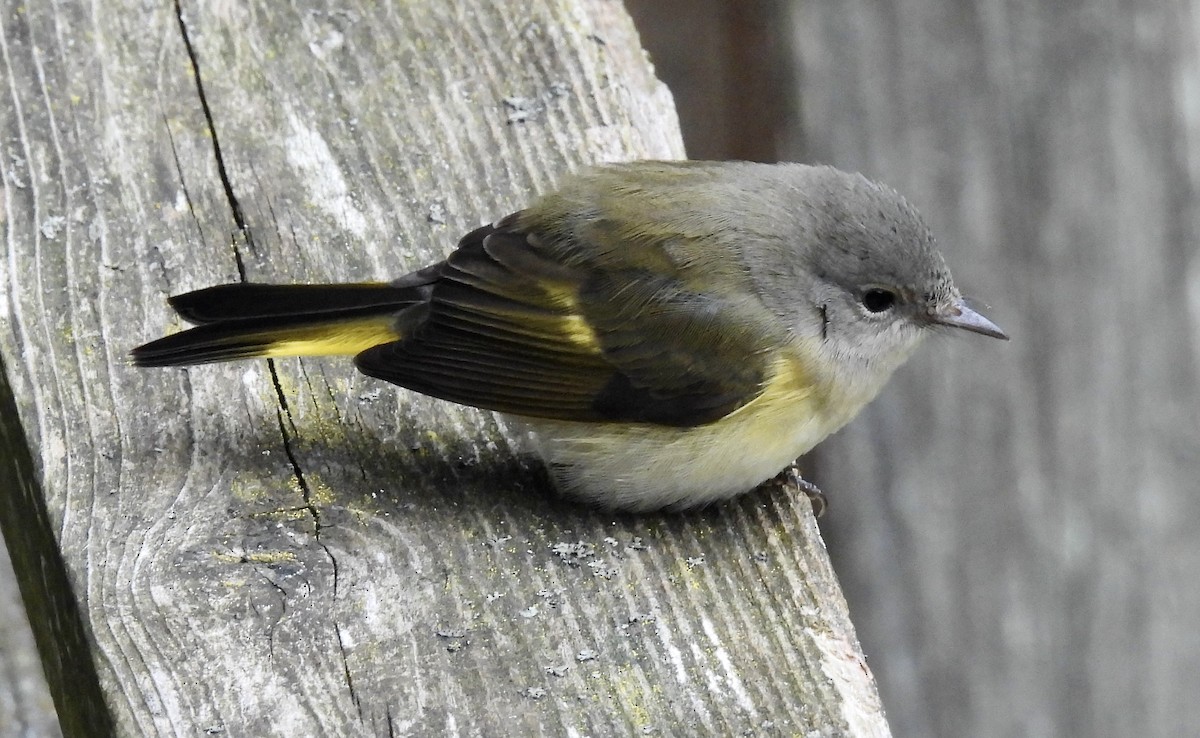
[557,314,601,352]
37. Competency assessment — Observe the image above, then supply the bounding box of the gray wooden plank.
[0,1,889,735]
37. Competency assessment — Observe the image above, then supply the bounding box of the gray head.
[746,164,1006,393]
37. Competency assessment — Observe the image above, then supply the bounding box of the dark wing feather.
[356,219,776,426]
[579,270,772,424]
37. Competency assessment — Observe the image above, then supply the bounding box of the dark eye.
[861,288,897,313]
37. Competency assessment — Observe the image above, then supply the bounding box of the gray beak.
[932,299,1009,340]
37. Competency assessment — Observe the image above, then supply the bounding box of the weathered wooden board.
[0,1,888,735]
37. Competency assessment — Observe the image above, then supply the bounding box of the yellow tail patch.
[259,317,402,358]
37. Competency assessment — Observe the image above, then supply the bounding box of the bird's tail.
[131,282,418,367]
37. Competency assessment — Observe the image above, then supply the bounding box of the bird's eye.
[861,288,897,313]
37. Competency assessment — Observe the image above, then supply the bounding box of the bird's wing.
[355,217,777,426]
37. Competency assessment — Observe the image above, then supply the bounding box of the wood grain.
[0,1,887,735]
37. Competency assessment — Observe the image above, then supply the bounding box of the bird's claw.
[770,464,827,518]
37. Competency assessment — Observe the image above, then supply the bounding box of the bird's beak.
[932,298,1009,340]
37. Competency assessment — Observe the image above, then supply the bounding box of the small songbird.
[132,161,1007,511]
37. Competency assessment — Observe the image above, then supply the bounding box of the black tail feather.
[131,320,284,366]
[170,282,414,324]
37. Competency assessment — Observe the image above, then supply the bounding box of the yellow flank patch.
[726,352,822,446]
[706,343,871,479]
[728,350,820,418]
[261,317,401,357]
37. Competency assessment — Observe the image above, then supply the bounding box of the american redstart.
[133,161,1006,511]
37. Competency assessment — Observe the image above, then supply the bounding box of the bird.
[132,160,1007,512]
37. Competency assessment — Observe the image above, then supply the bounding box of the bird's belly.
[515,358,863,510]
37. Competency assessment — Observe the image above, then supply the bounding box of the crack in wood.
[175,0,346,602]
[266,361,343,600]
[333,621,363,720]
[161,112,206,247]
[268,372,327,536]
[173,0,249,280]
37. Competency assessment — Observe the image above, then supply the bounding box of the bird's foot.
[771,464,827,518]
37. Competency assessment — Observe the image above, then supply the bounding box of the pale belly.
[513,362,873,511]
